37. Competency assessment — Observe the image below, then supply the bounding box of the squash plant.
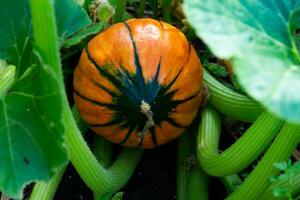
[184,0,300,199]
[1,0,300,200]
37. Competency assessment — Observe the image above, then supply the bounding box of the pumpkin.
[73,18,203,148]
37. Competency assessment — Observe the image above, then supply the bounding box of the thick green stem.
[177,133,193,200]
[30,0,143,196]
[29,107,87,200]
[228,123,300,200]
[29,168,65,200]
[203,68,263,122]
[197,107,283,176]
[65,107,143,193]
[188,166,209,200]
[93,136,113,199]
[177,130,209,200]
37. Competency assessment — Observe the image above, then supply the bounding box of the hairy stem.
[197,107,283,176]
[228,123,300,200]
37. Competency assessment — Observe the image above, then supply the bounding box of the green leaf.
[184,0,300,124]
[204,61,228,78]
[274,161,289,171]
[273,187,288,197]
[0,0,91,78]
[62,23,104,48]
[0,0,92,197]
[55,0,92,43]
[0,64,67,198]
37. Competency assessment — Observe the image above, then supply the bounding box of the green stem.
[29,107,87,200]
[83,0,92,11]
[204,68,263,122]
[221,174,242,194]
[111,0,127,23]
[0,64,15,99]
[177,129,209,200]
[177,133,193,200]
[29,168,66,200]
[197,107,283,176]
[65,107,143,193]
[137,0,146,17]
[93,136,113,199]
[30,0,144,196]
[151,0,158,19]
[188,166,209,200]
[227,123,300,200]
[161,0,172,22]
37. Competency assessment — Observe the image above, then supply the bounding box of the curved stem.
[65,107,144,193]
[227,123,300,200]
[29,0,143,196]
[29,107,87,200]
[203,68,263,122]
[197,107,283,176]
[92,135,112,199]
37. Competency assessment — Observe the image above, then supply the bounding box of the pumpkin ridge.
[162,43,191,93]
[119,126,135,145]
[88,118,124,127]
[91,79,119,98]
[123,22,146,93]
[85,48,141,103]
[172,92,200,105]
[149,126,158,146]
[143,56,162,102]
[73,88,119,109]
[165,117,188,128]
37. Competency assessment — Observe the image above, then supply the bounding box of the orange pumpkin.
[73,18,203,148]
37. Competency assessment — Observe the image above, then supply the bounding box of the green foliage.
[271,160,300,199]
[184,0,300,124]
[203,61,227,78]
[0,0,93,198]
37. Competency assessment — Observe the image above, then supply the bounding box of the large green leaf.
[0,0,92,198]
[0,0,91,78]
[184,0,300,124]
[0,65,67,198]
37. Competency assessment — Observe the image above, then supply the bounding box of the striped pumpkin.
[73,18,203,148]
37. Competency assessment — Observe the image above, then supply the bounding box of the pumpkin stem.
[137,100,155,140]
